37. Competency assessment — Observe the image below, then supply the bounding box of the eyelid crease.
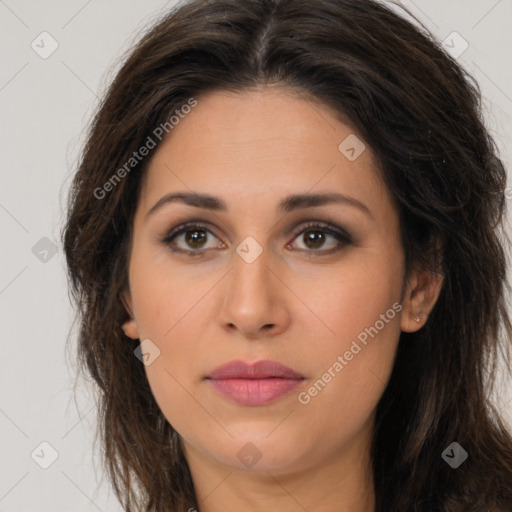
[159,219,353,255]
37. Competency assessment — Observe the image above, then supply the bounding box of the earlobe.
[122,318,140,340]
[400,269,444,333]
[121,289,139,339]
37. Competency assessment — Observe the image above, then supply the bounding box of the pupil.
[186,230,206,248]
[305,230,324,249]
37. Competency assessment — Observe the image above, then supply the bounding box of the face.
[122,86,439,477]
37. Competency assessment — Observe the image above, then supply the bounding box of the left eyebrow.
[279,192,372,219]
[145,191,373,220]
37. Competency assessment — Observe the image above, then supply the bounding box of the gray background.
[1,1,511,511]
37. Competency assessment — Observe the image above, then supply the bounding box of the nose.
[217,245,291,339]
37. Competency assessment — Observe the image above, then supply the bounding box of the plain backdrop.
[1,1,511,511]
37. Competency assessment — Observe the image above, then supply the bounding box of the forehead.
[138,87,390,218]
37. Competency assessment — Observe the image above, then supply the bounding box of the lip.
[206,359,305,406]
[207,359,304,380]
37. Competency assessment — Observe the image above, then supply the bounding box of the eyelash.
[160,220,353,257]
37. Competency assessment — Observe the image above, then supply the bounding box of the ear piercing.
[414,315,421,323]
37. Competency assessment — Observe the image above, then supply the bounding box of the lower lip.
[207,378,303,406]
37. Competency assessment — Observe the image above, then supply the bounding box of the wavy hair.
[62,0,512,510]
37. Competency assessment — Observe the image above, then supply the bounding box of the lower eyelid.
[288,233,350,253]
[291,223,352,245]
[161,222,352,253]
[161,225,218,247]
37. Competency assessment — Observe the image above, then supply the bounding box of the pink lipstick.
[206,359,305,406]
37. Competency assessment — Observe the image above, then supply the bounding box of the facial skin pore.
[122,86,444,512]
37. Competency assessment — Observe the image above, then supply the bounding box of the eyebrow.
[145,191,373,219]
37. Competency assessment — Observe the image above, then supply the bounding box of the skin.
[122,86,444,512]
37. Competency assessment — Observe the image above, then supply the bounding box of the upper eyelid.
[290,221,350,238]
[164,220,350,246]
[165,220,219,239]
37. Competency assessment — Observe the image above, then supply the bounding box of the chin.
[205,432,312,473]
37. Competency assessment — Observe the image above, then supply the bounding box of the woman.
[62,0,512,510]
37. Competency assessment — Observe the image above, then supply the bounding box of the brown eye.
[183,228,208,249]
[302,229,327,249]
[161,222,224,255]
[289,222,352,253]
[161,220,351,257]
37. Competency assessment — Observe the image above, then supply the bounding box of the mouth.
[205,359,305,406]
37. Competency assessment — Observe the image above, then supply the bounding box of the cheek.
[128,241,206,338]
[128,250,220,434]
[296,248,402,346]
[293,252,402,421]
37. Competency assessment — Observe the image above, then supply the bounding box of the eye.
[160,222,224,256]
[288,222,352,254]
[160,220,352,256]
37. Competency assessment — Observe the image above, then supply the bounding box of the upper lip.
[206,359,305,380]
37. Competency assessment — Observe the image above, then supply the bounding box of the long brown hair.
[62,0,512,510]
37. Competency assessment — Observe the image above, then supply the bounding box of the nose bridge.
[229,210,274,283]
[217,232,289,335]
[230,235,274,304]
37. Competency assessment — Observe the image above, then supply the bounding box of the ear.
[400,268,444,332]
[121,289,140,340]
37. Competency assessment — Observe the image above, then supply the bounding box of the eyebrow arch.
[146,191,373,219]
